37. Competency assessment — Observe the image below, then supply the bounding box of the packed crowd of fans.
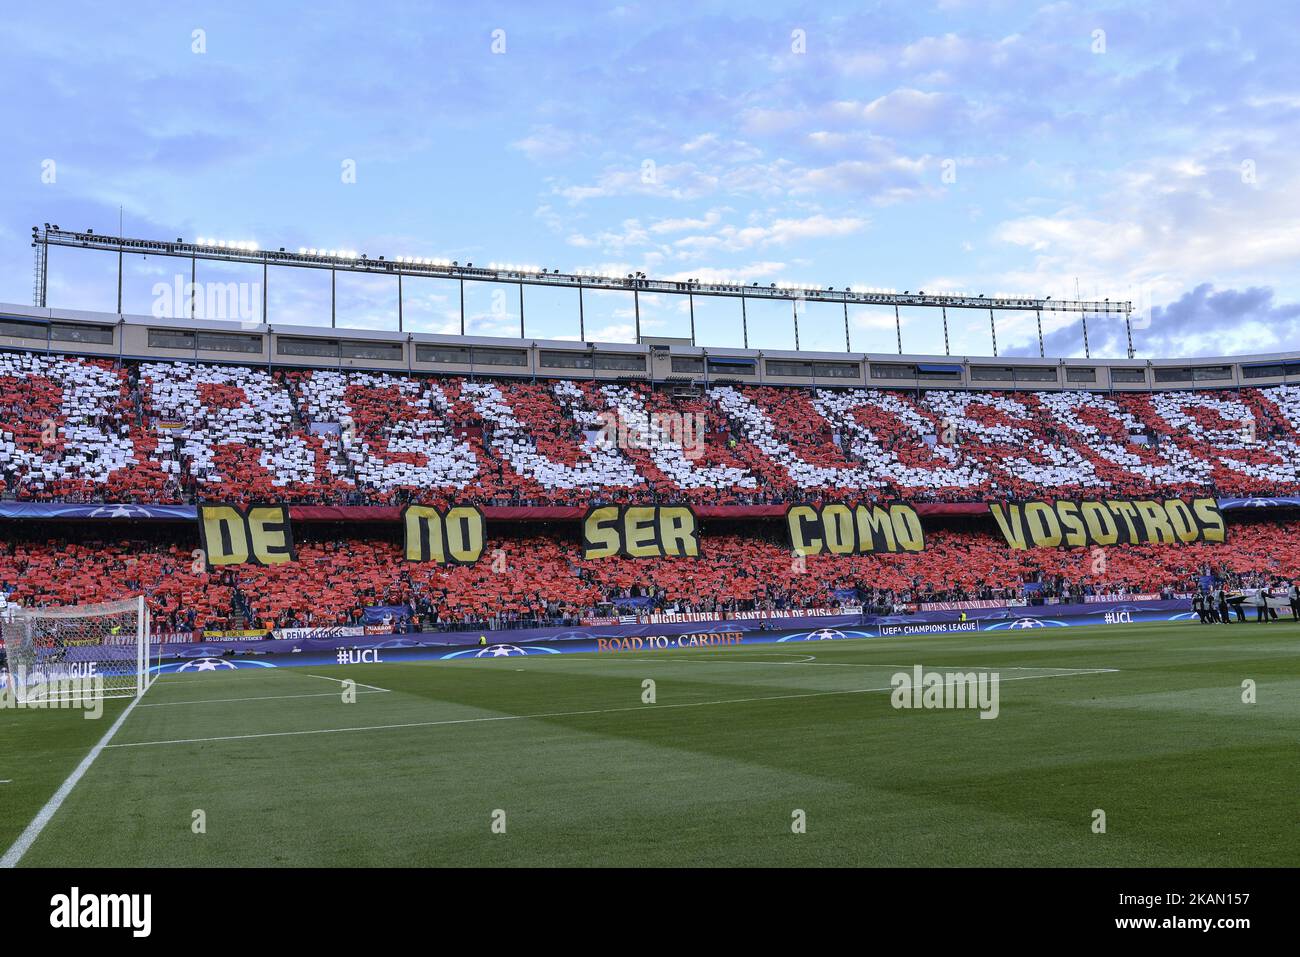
[2,521,1298,634]
[6,350,1300,635]
[5,352,1300,506]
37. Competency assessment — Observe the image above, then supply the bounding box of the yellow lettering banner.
[786,503,926,556]
[197,503,297,568]
[987,498,1225,549]
[402,504,487,564]
[581,505,700,560]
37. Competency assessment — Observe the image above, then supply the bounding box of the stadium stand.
[5,355,1300,504]
[7,348,1300,636]
[3,522,1298,632]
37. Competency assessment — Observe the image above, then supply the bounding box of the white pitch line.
[1,693,144,868]
[138,689,389,708]
[679,658,1114,671]
[543,656,1119,672]
[104,669,1117,751]
[304,673,391,693]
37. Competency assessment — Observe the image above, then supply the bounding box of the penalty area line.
[104,668,1117,751]
[0,693,145,868]
[138,688,390,708]
[304,673,391,693]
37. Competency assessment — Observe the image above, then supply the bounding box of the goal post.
[1,595,155,703]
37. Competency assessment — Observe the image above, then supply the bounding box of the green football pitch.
[1,621,1295,867]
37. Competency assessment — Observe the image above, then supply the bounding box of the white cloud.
[671,214,868,253]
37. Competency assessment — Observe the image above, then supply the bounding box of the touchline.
[50,888,151,938]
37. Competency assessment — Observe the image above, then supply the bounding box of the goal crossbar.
[1,595,155,703]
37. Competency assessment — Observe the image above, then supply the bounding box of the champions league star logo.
[779,627,874,642]
[87,504,159,519]
[176,657,239,672]
[985,618,1068,630]
[440,644,562,660]
[1218,497,1292,509]
[476,644,530,658]
[166,657,276,672]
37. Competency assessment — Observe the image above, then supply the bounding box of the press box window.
[340,341,403,361]
[1242,363,1289,379]
[471,348,528,367]
[50,322,114,345]
[0,319,49,341]
[149,329,196,350]
[416,345,470,364]
[278,337,340,358]
[871,363,915,379]
[766,360,813,377]
[198,332,262,354]
[1154,365,1232,383]
[814,361,860,378]
[540,351,594,369]
[707,357,756,375]
[1013,366,1058,382]
[1110,367,1147,383]
[593,353,645,372]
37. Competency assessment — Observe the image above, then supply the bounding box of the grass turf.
[1,620,1295,867]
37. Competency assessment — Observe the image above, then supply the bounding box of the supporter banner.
[988,498,1225,550]
[362,605,412,624]
[1240,588,1295,611]
[273,626,365,641]
[638,606,849,624]
[785,503,926,556]
[729,606,848,620]
[200,628,270,641]
[639,611,722,624]
[402,505,486,564]
[918,598,1018,612]
[581,505,700,560]
[197,503,297,568]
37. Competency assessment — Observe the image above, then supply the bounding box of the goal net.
[0,596,155,703]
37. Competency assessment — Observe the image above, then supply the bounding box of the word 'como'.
[787,503,925,556]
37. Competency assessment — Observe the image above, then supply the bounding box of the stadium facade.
[3,251,1300,665]
[4,300,1300,392]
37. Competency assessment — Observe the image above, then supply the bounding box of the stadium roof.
[32,225,1134,359]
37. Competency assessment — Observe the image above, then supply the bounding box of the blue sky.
[2,0,1298,358]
